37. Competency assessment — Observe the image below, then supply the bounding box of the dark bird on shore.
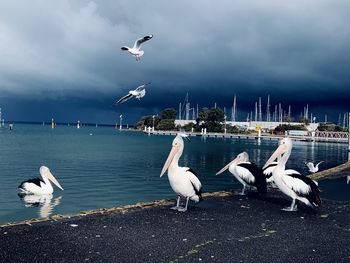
[121,34,153,61]
[263,138,321,211]
[160,134,203,212]
[216,152,267,195]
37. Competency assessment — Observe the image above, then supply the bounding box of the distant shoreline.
[145,130,350,144]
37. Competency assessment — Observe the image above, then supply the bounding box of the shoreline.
[1,161,349,228]
[146,130,349,144]
[0,191,231,228]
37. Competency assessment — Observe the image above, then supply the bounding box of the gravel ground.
[1,190,350,263]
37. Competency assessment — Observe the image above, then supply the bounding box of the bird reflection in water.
[18,194,62,218]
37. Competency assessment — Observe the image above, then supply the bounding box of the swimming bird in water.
[263,138,321,211]
[160,134,202,212]
[305,161,324,173]
[216,152,267,195]
[18,166,64,195]
[115,83,151,105]
[121,34,153,61]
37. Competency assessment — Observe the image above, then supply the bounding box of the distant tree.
[274,124,306,133]
[198,108,209,122]
[157,119,175,130]
[226,125,245,134]
[283,116,293,123]
[200,107,225,132]
[182,122,195,132]
[317,123,345,132]
[299,117,310,125]
[134,115,161,130]
[161,108,177,120]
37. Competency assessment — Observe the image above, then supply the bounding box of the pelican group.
[263,138,321,211]
[18,166,64,195]
[160,134,202,212]
[216,152,267,195]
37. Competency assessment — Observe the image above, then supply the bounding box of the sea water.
[0,124,348,224]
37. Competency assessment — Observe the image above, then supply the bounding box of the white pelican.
[263,160,302,185]
[160,134,203,212]
[216,152,267,195]
[263,138,321,211]
[116,82,151,105]
[305,161,324,173]
[121,34,153,61]
[18,166,64,195]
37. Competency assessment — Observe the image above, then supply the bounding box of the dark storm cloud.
[0,0,349,123]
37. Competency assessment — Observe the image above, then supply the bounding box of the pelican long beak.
[160,146,179,178]
[216,156,239,175]
[263,144,288,170]
[43,169,64,191]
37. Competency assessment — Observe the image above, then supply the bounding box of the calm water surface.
[0,124,349,224]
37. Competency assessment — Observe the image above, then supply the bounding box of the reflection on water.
[18,194,62,218]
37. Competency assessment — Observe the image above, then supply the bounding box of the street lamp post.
[224,115,227,134]
[348,113,350,160]
[119,114,123,131]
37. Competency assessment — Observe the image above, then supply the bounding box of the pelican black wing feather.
[238,163,267,193]
[187,168,203,201]
[287,173,321,208]
[18,177,44,189]
[262,163,277,179]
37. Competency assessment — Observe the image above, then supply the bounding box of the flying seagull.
[115,83,151,105]
[305,161,324,173]
[121,34,153,61]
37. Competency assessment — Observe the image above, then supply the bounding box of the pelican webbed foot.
[282,200,298,212]
[281,206,298,212]
[176,197,190,212]
[170,196,181,210]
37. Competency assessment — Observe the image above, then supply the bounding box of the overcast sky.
[0,0,349,124]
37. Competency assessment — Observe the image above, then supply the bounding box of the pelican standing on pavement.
[216,152,267,195]
[305,161,324,173]
[121,34,153,61]
[160,134,202,212]
[263,138,321,211]
[18,166,64,195]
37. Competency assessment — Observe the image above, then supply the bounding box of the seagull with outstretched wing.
[305,161,324,173]
[115,83,151,105]
[121,35,153,61]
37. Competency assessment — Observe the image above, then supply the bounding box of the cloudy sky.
[0,0,349,124]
